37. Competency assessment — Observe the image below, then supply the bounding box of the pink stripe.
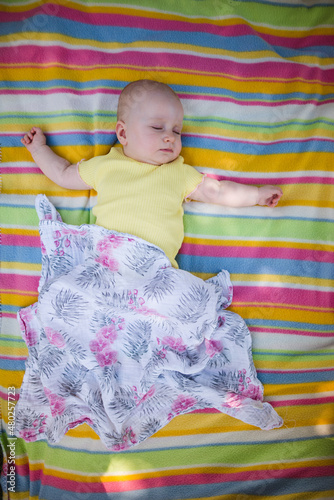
[271,396,334,407]
[2,234,40,247]
[181,242,333,264]
[0,391,20,401]
[233,285,332,309]
[2,273,39,292]
[0,167,41,174]
[250,327,333,337]
[2,47,334,84]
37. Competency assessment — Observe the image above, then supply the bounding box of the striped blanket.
[1,1,333,499]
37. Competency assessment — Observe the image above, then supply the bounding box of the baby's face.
[119,91,183,165]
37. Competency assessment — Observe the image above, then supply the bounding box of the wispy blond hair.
[117,79,182,121]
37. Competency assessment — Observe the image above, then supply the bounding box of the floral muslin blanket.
[15,195,283,451]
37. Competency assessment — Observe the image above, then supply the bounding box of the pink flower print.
[205,339,223,358]
[64,238,71,247]
[45,327,65,348]
[96,238,112,253]
[99,324,117,342]
[19,307,34,324]
[162,336,187,353]
[25,326,38,347]
[95,348,117,367]
[53,230,61,239]
[20,413,47,441]
[141,386,155,402]
[172,395,197,415]
[20,428,38,442]
[67,416,94,430]
[89,334,109,354]
[96,253,119,271]
[41,242,47,255]
[44,388,66,416]
[107,234,124,248]
[242,383,262,401]
[224,392,244,408]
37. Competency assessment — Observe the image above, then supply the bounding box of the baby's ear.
[115,120,127,145]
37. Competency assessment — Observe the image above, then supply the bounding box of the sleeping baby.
[21,79,282,268]
[17,80,284,450]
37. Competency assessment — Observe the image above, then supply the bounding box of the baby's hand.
[21,127,46,153]
[257,186,283,207]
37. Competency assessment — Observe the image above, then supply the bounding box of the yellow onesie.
[78,147,203,268]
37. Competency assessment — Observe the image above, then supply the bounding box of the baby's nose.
[164,132,174,142]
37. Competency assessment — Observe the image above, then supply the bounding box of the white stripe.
[269,391,334,402]
[1,268,40,276]
[184,200,334,222]
[233,281,333,293]
[196,168,334,180]
[0,193,96,210]
[252,333,333,352]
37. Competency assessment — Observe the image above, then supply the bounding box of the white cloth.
[15,195,283,451]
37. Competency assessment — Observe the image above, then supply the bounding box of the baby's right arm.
[21,127,91,190]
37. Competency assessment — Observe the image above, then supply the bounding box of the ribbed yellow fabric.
[79,147,204,267]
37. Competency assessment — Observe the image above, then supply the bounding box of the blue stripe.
[1,246,41,264]
[246,319,334,333]
[182,134,334,154]
[5,133,333,154]
[4,19,333,57]
[258,369,334,384]
[177,254,333,281]
[0,357,26,370]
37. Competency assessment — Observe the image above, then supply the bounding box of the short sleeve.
[78,156,102,190]
[183,163,204,201]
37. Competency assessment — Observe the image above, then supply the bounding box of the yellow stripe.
[1,262,41,271]
[182,149,334,173]
[2,228,40,237]
[1,346,28,357]
[256,359,333,370]
[5,147,334,178]
[264,381,334,397]
[1,293,37,307]
[232,306,332,326]
[3,64,332,98]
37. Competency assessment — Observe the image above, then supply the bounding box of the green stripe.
[0,206,92,227]
[23,435,334,472]
[1,0,332,28]
[183,214,333,242]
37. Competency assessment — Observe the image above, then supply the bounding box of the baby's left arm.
[191,176,282,208]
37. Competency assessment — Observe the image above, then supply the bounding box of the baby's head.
[116,80,184,165]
